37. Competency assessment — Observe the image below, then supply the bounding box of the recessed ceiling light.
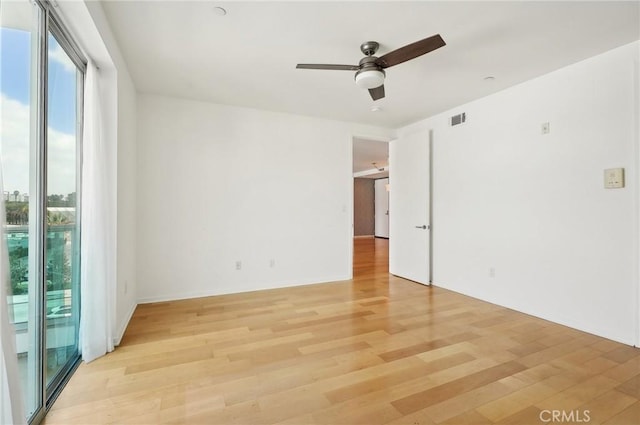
[484,76,496,81]
[213,6,227,16]
[371,106,382,112]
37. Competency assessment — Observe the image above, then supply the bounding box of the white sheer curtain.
[0,168,26,424]
[80,59,114,363]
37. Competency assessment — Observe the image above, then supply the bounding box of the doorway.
[374,178,389,238]
[351,137,390,275]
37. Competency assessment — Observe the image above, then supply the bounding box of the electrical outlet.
[541,122,550,134]
[489,267,495,278]
[235,261,242,270]
[270,259,275,268]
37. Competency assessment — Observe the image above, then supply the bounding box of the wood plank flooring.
[45,237,640,424]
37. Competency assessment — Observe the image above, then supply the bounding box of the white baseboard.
[137,274,350,305]
[113,301,137,346]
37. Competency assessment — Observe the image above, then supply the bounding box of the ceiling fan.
[296,34,445,101]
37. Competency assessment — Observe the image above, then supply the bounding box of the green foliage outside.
[7,231,73,296]
[5,192,76,296]
[6,202,28,225]
[5,193,76,225]
[9,246,29,295]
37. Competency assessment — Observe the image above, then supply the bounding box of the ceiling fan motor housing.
[355,56,385,89]
[360,41,380,56]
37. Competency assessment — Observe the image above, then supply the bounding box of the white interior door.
[389,130,430,285]
[374,178,389,238]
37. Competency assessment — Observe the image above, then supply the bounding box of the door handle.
[415,225,428,230]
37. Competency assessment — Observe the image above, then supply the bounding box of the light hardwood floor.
[45,237,640,424]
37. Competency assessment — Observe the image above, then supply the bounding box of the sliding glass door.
[1,0,84,423]
[1,0,41,418]
[44,27,82,396]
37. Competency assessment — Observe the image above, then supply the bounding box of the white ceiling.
[100,1,639,129]
[352,137,389,175]
[100,1,638,177]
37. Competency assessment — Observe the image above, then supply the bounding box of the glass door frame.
[43,9,85,404]
[17,1,87,423]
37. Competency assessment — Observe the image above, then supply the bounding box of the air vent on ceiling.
[450,112,466,126]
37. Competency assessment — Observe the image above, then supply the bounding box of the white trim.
[633,57,640,347]
[136,275,350,305]
[113,302,137,346]
[353,167,389,178]
[346,134,354,280]
[433,283,634,346]
[351,133,393,143]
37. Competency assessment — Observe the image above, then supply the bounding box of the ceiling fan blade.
[296,64,360,71]
[368,85,385,101]
[375,34,445,69]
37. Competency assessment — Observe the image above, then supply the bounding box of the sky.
[1,26,79,196]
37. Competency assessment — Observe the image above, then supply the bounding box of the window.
[0,0,85,423]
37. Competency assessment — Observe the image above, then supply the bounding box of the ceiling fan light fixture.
[355,68,385,89]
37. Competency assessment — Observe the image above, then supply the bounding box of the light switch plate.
[604,168,625,189]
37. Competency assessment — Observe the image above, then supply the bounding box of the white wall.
[59,0,138,344]
[114,67,137,342]
[136,95,392,302]
[84,1,138,344]
[59,0,640,346]
[400,41,639,345]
